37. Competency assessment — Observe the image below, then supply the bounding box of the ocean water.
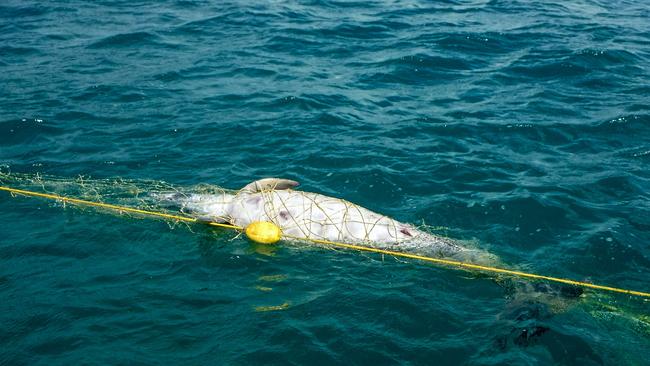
[1,0,649,364]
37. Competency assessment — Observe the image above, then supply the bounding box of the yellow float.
[245,221,282,244]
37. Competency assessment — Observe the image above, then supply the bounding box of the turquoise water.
[1,0,650,364]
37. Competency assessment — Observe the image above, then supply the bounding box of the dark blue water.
[1,1,649,364]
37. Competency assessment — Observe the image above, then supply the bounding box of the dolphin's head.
[155,190,235,223]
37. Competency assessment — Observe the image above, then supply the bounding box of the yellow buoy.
[245,221,282,244]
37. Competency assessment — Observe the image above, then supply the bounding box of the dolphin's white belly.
[229,190,430,245]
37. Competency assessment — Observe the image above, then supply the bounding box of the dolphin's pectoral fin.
[241,178,300,193]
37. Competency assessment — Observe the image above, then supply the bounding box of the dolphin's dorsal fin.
[241,178,299,193]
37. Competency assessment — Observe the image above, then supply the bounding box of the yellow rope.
[283,235,650,298]
[1,185,648,298]
[0,186,242,230]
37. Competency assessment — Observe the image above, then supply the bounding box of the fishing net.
[246,185,443,247]
[3,168,649,325]
[0,168,487,262]
[0,168,228,225]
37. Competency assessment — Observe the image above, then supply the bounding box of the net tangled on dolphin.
[0,170,495,265]
[174,177,498,266]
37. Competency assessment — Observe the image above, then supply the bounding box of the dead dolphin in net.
[157,178,496,263]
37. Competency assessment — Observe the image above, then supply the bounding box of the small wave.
[263,35,326,54]
[503,56,589,80]
[176,10,280,35]
[594,114,650,135]
[223,67,277,78]
[0,45,41,57]
[355,53,472,86]
[0,4,48,19]
[436,32,516,55]
[262,95,331,111]
[317,23,395,40]
[0,119,63,146]
[87,31,171,49]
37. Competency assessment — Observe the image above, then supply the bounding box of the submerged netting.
[0,169,230,226]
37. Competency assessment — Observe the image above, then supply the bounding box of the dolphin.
[158,178,495,263]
